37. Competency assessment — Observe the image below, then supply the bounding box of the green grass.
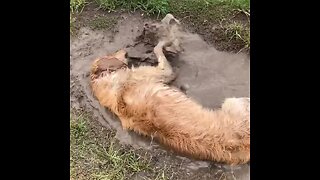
[70,14,76,35]
[95,0,169,15]
[70,112,152,180]
[220,0,250,11]
[92,0,249,16]
[169,0,250,24]
[70,0,87,13]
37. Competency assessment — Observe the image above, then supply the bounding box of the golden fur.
[90,15,250,165]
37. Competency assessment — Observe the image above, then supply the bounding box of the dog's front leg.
[153,40,176,83]
[127,40,176,84]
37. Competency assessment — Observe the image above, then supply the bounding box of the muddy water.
[171,33,249,109]
[70,14,250,180]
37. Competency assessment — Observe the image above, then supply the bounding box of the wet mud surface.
[70,13,250,180]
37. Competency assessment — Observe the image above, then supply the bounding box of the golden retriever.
[90,14,250,165]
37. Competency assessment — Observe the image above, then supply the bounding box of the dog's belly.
[122,83,214,135]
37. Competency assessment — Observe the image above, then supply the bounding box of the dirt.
[70,9,250,180]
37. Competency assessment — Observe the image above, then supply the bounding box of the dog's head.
[90,49,128,80]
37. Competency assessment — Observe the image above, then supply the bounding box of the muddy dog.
[90,14,250,165]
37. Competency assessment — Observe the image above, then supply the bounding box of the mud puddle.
[70,13,249,180]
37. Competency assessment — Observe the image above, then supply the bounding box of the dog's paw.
[161,13,180,25]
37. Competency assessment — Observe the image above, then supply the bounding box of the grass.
[169,0,249,18]
[70,0,87,35]
[220,0,250,11]
[70,111,174,179]
[95,0,169,15]
[70,0,87,13]
[70,112,152,180]
[70,14,76,35]
[225,21,250,50]
[93,0,249,16]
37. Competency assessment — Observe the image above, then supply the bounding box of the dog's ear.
[114,49,128,65]
[90,59,100,80]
